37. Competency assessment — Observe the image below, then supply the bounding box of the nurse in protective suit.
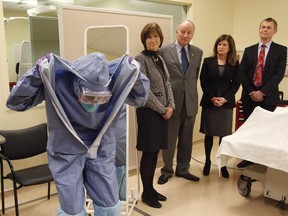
[6,52,149,216]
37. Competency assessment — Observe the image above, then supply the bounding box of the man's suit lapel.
[169,44,184,76]
[264,42,275,69]
[250,44,258,72]
[188,45,195,72]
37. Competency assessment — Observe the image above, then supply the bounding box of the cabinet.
[235,100,244,130]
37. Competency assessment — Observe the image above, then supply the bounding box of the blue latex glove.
[34,53,51,77]
[128,56,133,64]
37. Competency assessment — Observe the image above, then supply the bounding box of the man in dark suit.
[238,17,287,168]
[157,20,203,184]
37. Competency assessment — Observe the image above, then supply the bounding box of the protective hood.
[71,53,110,92]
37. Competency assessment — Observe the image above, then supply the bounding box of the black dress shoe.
[221,166,229,178]
[157,174,171,185]
[175,172,200,182]
[152,190,167,201]
[203,162,211,176]
[237,160,254,168]
[141,194,162,208]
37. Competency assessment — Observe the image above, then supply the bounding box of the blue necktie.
[181,47,189,73]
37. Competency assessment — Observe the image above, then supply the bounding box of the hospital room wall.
[0,0,288,173]
[2,0,288,128]
[191,0,288,144]
[232,0,288,101]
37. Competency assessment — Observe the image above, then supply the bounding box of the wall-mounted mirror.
[29,16,60,65]
[14,16,59,82]
[84,25,129,206]
[3,11,59,88]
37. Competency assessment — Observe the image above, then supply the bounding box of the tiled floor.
[1,142,288,216]
[128,142,288,216]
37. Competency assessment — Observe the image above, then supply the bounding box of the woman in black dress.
[199,34,240,178]
[135,22,175,208]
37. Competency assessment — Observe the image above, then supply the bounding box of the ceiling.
[2,0,98,13]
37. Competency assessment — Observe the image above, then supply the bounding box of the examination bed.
[215,106,288,208]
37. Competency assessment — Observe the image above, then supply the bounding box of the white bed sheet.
[215,106,288,173]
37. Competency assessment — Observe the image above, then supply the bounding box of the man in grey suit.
[158,20,203,184]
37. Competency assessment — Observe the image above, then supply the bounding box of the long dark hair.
[213,34,237,66]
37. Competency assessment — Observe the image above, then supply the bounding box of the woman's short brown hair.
[140,22,164,50]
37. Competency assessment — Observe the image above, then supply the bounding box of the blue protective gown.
[115,105,127,201]
[6,53,149,216]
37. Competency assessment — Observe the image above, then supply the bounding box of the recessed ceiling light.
[3,0,37,5]
[27,4,57,16]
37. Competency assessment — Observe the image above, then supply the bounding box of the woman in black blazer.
[199,34,240,178]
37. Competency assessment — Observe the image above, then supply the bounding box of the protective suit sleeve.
[6,67,45,111]
[125,68,150,108]
[115,105,126,167]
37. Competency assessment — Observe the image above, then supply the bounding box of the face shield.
[71,52,113,112]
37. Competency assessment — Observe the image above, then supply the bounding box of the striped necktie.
[181,47,189,73]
